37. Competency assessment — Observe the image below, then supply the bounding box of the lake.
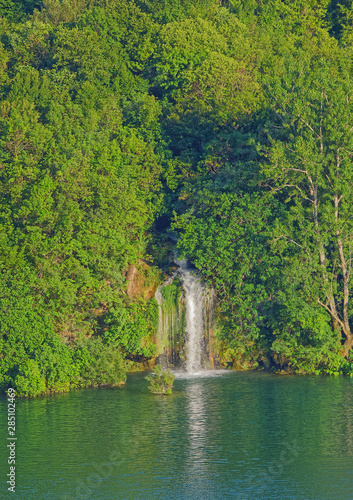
[1,370,353,499]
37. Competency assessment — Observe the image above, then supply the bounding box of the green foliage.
[145,364,176,394]
[0,0,41,22]
[103,298,158,358]
[137,0,220,23]
[268,301,343,373]
[0,267,55,389]
[73,337,127,387]
[174,187,278,351]
[262,55,353,353]
[153,17,227,98]
[161,278,181,308]
[13,359,46,397]
[2,0,353,395]
[0,265,128,396]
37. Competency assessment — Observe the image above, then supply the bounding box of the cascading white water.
[178,259,207,373]
[155,256,215,373]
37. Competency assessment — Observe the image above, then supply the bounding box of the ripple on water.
[0,371,352,499]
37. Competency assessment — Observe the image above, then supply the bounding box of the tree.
[263,55,353,357]
[173,182,279,363]
[0,0,41,22]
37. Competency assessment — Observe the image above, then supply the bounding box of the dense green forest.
[1,0,353,396]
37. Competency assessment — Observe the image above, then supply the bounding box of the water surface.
[1,371,353,499]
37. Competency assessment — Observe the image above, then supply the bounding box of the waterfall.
[155,257,215,373]
[178,259,208,372]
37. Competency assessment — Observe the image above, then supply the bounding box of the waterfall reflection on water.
[186,382,207,462]
[184,381,209,495]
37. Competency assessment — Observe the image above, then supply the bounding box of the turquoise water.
[1,370,353,499]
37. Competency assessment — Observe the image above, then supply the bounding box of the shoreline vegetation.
[1,0,353,397]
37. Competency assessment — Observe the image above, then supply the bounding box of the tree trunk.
[335,188,352,358]
[341,332,353,358]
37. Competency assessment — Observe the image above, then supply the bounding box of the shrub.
[13,359,47,397]
[145,364,176,394]
[74,337,127,387]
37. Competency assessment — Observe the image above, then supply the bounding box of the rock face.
[126,264,138,297]
[126,260,160,300]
